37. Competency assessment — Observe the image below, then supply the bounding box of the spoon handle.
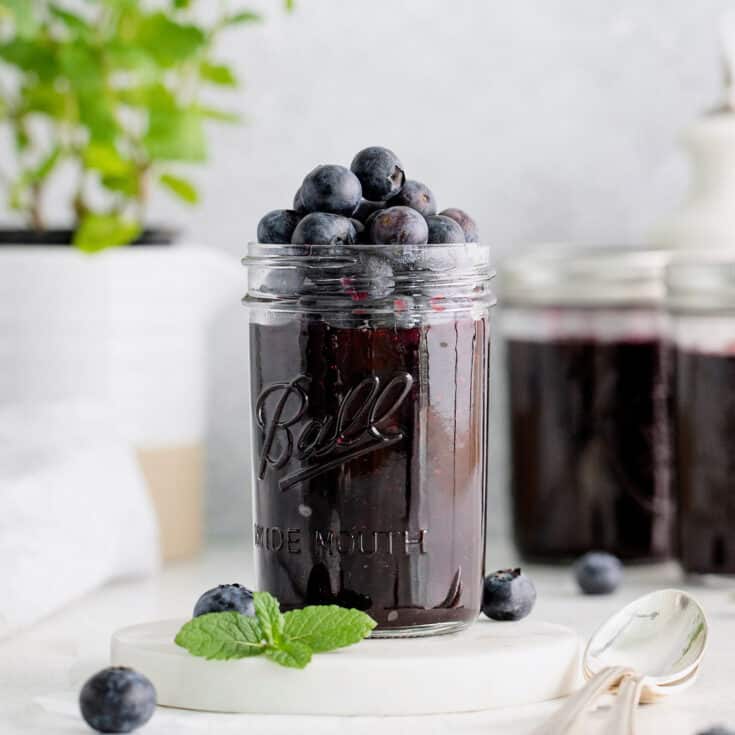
[603,674,645,735]
[531,666,632,735]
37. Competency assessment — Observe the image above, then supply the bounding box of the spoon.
[534,589,708,735]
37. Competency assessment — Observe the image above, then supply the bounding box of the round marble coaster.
[111,618,581,715]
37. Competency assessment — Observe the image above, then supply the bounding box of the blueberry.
[300,164,362,216]
[370,205,428,245]
[350,146,405,202]
[482,568,536,621]
[387,179,437,217]
[257,209,302,244]
[193,583,255,618]
[291,212,357,246]
[439,208,479,242]
[353,198,386,223]
[426,214,465,244]
[79,667,156,733]
[292,186,307,214]
[574,552,623,595]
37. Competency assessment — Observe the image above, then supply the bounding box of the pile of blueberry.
[258,146,477,258]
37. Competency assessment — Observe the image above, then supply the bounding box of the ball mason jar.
[243,242,495,637]
[500,246,673,562]
[667,254,735,579]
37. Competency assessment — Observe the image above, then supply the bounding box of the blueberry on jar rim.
[370,205,428,245]
[291,212,357,245]
[426,214,466,244]
[439,207,479,243]
[350,146,406,202]
[387,179,437,217]
[257,209,302,244]
[299,164,362,217]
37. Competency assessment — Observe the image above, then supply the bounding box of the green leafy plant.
[175,591,377,669]
[0,0,280,251]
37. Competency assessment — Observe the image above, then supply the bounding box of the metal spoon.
[533,589,708,735]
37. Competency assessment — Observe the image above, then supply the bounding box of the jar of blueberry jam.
[243,241,495,636]
[668,255,735,578]
[501,246,673,563]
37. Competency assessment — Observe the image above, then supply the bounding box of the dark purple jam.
[250,315,489,631]
[674,347,735,575]
[507,335,672,562]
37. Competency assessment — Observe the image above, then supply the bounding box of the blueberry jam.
[507,335,673,562]
[674,348,735,575]
[250,314,489,631]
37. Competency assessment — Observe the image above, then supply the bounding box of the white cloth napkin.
[0,401,160,639]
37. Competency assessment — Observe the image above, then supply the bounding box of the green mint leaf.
[159,173,198,204]
[265,640,312,669]
[253,591,284,645]
[174,612,266,660]
[282,605,377,653]
[144,107,206,162]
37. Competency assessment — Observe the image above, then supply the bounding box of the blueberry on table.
[482,568,536,621]
[387,179,437,217]
[193,583,255,617]
[350,146,405,202]
[426,214,466,244]
[353,198,386,223]
[439,207,479,242]
[574,552,623,595]
[370,205,428,245]
[291,212,357,245]
[300,164,362,216]
[79,667,156,733]
[257,209,302,244]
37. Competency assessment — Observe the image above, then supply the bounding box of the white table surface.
[2,542,734,735]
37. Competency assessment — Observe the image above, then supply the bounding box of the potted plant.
[0,1,278,558]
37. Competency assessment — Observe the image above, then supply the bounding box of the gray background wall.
[10,1,731,541]
[198,0,731,542]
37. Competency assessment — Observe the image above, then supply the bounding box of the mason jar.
[243,242,495,637]
[667,254,735,578]
[500,246,673,562]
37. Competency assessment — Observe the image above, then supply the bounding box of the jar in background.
[243,242,495,637]
[667,255,735,578]
[501,247,673,562]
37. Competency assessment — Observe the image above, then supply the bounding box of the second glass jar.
[501,247,674,562]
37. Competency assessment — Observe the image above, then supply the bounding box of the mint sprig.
[174,591,377,669]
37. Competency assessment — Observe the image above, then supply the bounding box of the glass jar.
[500,246,673,562]
[667,254,735,578]
[243,242,495,637]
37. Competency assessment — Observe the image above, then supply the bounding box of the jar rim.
[666,250,735,311]
[499,244,670,307]
[242,241,496,314]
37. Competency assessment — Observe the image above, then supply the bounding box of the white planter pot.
[0,242,243,558]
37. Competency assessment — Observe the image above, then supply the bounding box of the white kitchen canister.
[0,243,241,559]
